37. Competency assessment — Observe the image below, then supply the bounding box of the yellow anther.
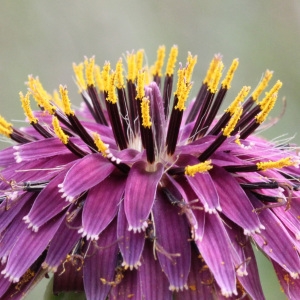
[209,61,224,93]
[252,70,273,102]
[165,45,178,76]
[127,53,137,82]
[106,72,117,104]
[174,68,192,111]
[93,132,108,157]
[223,105,243,137]
[73,63,87,92]
[185,52,197,83]
[221,58,239,89]
[257,157,295,171]
[152,45,166,77]
[203,54,222,85]
[59,85,74,116]
[185,160,213,177]
[136,49,144,72]
[256,92,278,124]
[52,116,69,144]
[101,62,111,91]
[259,80,282,107]
[27,76,55,114]
[0,115,13,137]
[20,92,37,124]
[226,86,251,115]
[115,58,125,89]
[84,56,95,87]
[94,65,104,92]
[136,71,146,100]
[52,90,64,110]
[141,97,152,128]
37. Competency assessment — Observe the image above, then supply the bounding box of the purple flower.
[0,46,300,299]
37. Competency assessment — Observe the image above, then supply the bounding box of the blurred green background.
[1,1,299,299]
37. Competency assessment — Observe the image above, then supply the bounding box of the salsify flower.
[1,46,300,300]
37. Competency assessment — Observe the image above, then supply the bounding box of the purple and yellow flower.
[1,46,300,299]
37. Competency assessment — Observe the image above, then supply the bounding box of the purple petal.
[146,82,167,154]
[79,174,126,240]
[117,201,145,270]
[272,260,300,300]
[124,161,163,232]
[0,193,32,233]
[195,213,237,297]
[249,192,300,277]
[153,189,191,291]
[13,138,70,163]
[83,217,119,300]
[53,259,84,294]
[186,170,220,213]
[43,205,82,272]
[109,269,142,300]
[175,245,215,300]
[225,219,265,299]
[0,265,11,298]
[0,197,34,263]
[210,165,264,235]
[238,241,265,300]
[139,241,172,300]
[58,153,115,202]
[0,146,15,165]
[1,214,64,283]
[23,168,73,231]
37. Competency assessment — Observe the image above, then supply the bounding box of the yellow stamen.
[136,71,146,100]
[0,115,13,137]
[20,92,37,124]
[101,62,111,91]
[136,49,144,72]
[27,76,55,114]
[73,62,87,92]
[209,61,224,93]
[257,157,295,171]
[256,92,278,124]
[252,70,273,102]
[94,65,104,92]
[221,58,239,89]
[223,106,243,137]
[152,45,166,77]
[115,58,125,89]
[185,160,213,177]
[141,97,152,128]
[259,80,282,107]
[203,54,222,85]
[59,85,74,116]
[84,56,95,87]
[174,68,193,111]
[127,53,136,82]
[52,116,69,144]
[226,86,251,115]
[185,52,197,83]
[107,72,117,104]
[165,45,178,76]
[93,132,108,157]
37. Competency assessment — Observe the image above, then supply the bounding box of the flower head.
[1,46,300,299]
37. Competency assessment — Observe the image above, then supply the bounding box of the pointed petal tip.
[169,284,188,292]
[122,261,142,270]
[221,288,238,298]
[78,228,99,240]
[128,221,148,233]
